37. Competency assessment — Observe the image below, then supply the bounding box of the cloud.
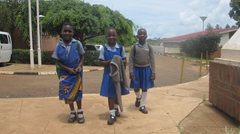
[84,0,236,38]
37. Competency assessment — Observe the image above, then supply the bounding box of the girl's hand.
[151,73,156,80]
[130,72,135,80]
[75,65,82,72]
[67,67,76,75]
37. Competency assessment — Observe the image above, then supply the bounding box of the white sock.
[135,90,141,99]
[109,109,116,116]
[114,104,119,109]
[140,92,147,107]
[70,110,76,118]
[77,109,83,113]
[77,109,83,118]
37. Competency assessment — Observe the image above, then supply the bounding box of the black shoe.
[77,111,85,124]
[115,108,120,117]
[139,106,148,114]
[135,97,141,107]
[107,114,116,125]
[68,112,76,123]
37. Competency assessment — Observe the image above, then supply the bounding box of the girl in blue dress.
[98,27,129,125]
[129,28,155,114]
[52,23,85,123]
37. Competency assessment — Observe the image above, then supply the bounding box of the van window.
[0,34,9,44]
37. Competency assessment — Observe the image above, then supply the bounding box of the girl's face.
[107,29,117,46]
[137,29,147,43]
[61,25,73,43]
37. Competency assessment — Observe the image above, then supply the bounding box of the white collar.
[105,43,120,51]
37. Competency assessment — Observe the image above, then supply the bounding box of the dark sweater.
[129,43,155,73]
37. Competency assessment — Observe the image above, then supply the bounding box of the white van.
[0,31,12,63]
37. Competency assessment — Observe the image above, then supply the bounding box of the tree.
[41,0,135,45]
[229,0,240,26]
[225,24,230,28]
[0,0,135,46]
[206,23,214,30]
[0,0,25,34]
[215,24,221,29]
[181,33,221,58]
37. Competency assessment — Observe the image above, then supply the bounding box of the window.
[0,34,9,44]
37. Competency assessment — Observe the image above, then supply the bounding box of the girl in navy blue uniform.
[129,28,155,114]
[52,24,85,123]
[98,28,129,125]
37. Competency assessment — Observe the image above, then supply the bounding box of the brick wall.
[209,58,240,121]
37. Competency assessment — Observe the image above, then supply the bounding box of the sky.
[84,0,236,39]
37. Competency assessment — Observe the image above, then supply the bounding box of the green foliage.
[0,2,11,31]
[10,49,100,66]
[180,33,221,58]
[229,0,240,26]
[10,49,31,64]
[41,0,135,45]
[0,0,136,46]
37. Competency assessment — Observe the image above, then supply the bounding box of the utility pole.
[36,0,42,66]
[200,16,207,31]
[28,0,34,69]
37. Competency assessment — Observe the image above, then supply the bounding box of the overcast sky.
[84,0,236,38]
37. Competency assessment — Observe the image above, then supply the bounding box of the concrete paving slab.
[0,76,205,134]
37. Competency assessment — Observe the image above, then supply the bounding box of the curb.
[0,68,104,75]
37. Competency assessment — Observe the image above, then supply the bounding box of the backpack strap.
[74,41,81,56]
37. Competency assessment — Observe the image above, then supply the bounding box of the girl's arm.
[149,45,156,80]
[76,54,84,71]
[55,60,75,74]
[99,60,111,66]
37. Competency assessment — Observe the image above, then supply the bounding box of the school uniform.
[129,42,155,91]
[98,43,129,98]
[52,39,85,103]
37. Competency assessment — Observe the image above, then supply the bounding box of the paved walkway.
[0,64,239,134]
[0,64,103,75]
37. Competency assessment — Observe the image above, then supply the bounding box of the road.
[0,55,207,98]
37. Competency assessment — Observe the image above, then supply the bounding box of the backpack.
[56,41,81,79]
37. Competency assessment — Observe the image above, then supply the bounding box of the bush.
[180,32,221,58]
[10,49,100,66]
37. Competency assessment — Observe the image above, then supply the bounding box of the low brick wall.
[209,58,240,121]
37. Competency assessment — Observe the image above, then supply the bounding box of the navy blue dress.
[99,44,129,98]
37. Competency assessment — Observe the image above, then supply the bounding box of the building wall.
[152,45,165,55]
[41,35,59,52]
[219,33,229,47]
[165,47,180,54]
[209,58,240,121]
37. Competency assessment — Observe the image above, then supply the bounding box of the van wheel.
[0,63,6,67]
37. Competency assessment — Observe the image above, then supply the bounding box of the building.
[155,27,238,55]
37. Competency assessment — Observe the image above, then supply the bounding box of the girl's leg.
[139,89,148,114]
[69,102,75,111]
[114,98,120,117]
[76,100,82,109]
[134,88,141,107]
[68,102,76,123]
[76,100,85,124]
[107,97,116,125]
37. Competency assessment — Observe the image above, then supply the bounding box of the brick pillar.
[209,58,240,121]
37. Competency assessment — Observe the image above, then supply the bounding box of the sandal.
[139,106,148,114]
[77,111,85,124]
[68,111,76,123]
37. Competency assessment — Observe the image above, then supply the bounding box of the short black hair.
[61,22,74,32]
[105,27,117,37]
[137,28,147,35]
